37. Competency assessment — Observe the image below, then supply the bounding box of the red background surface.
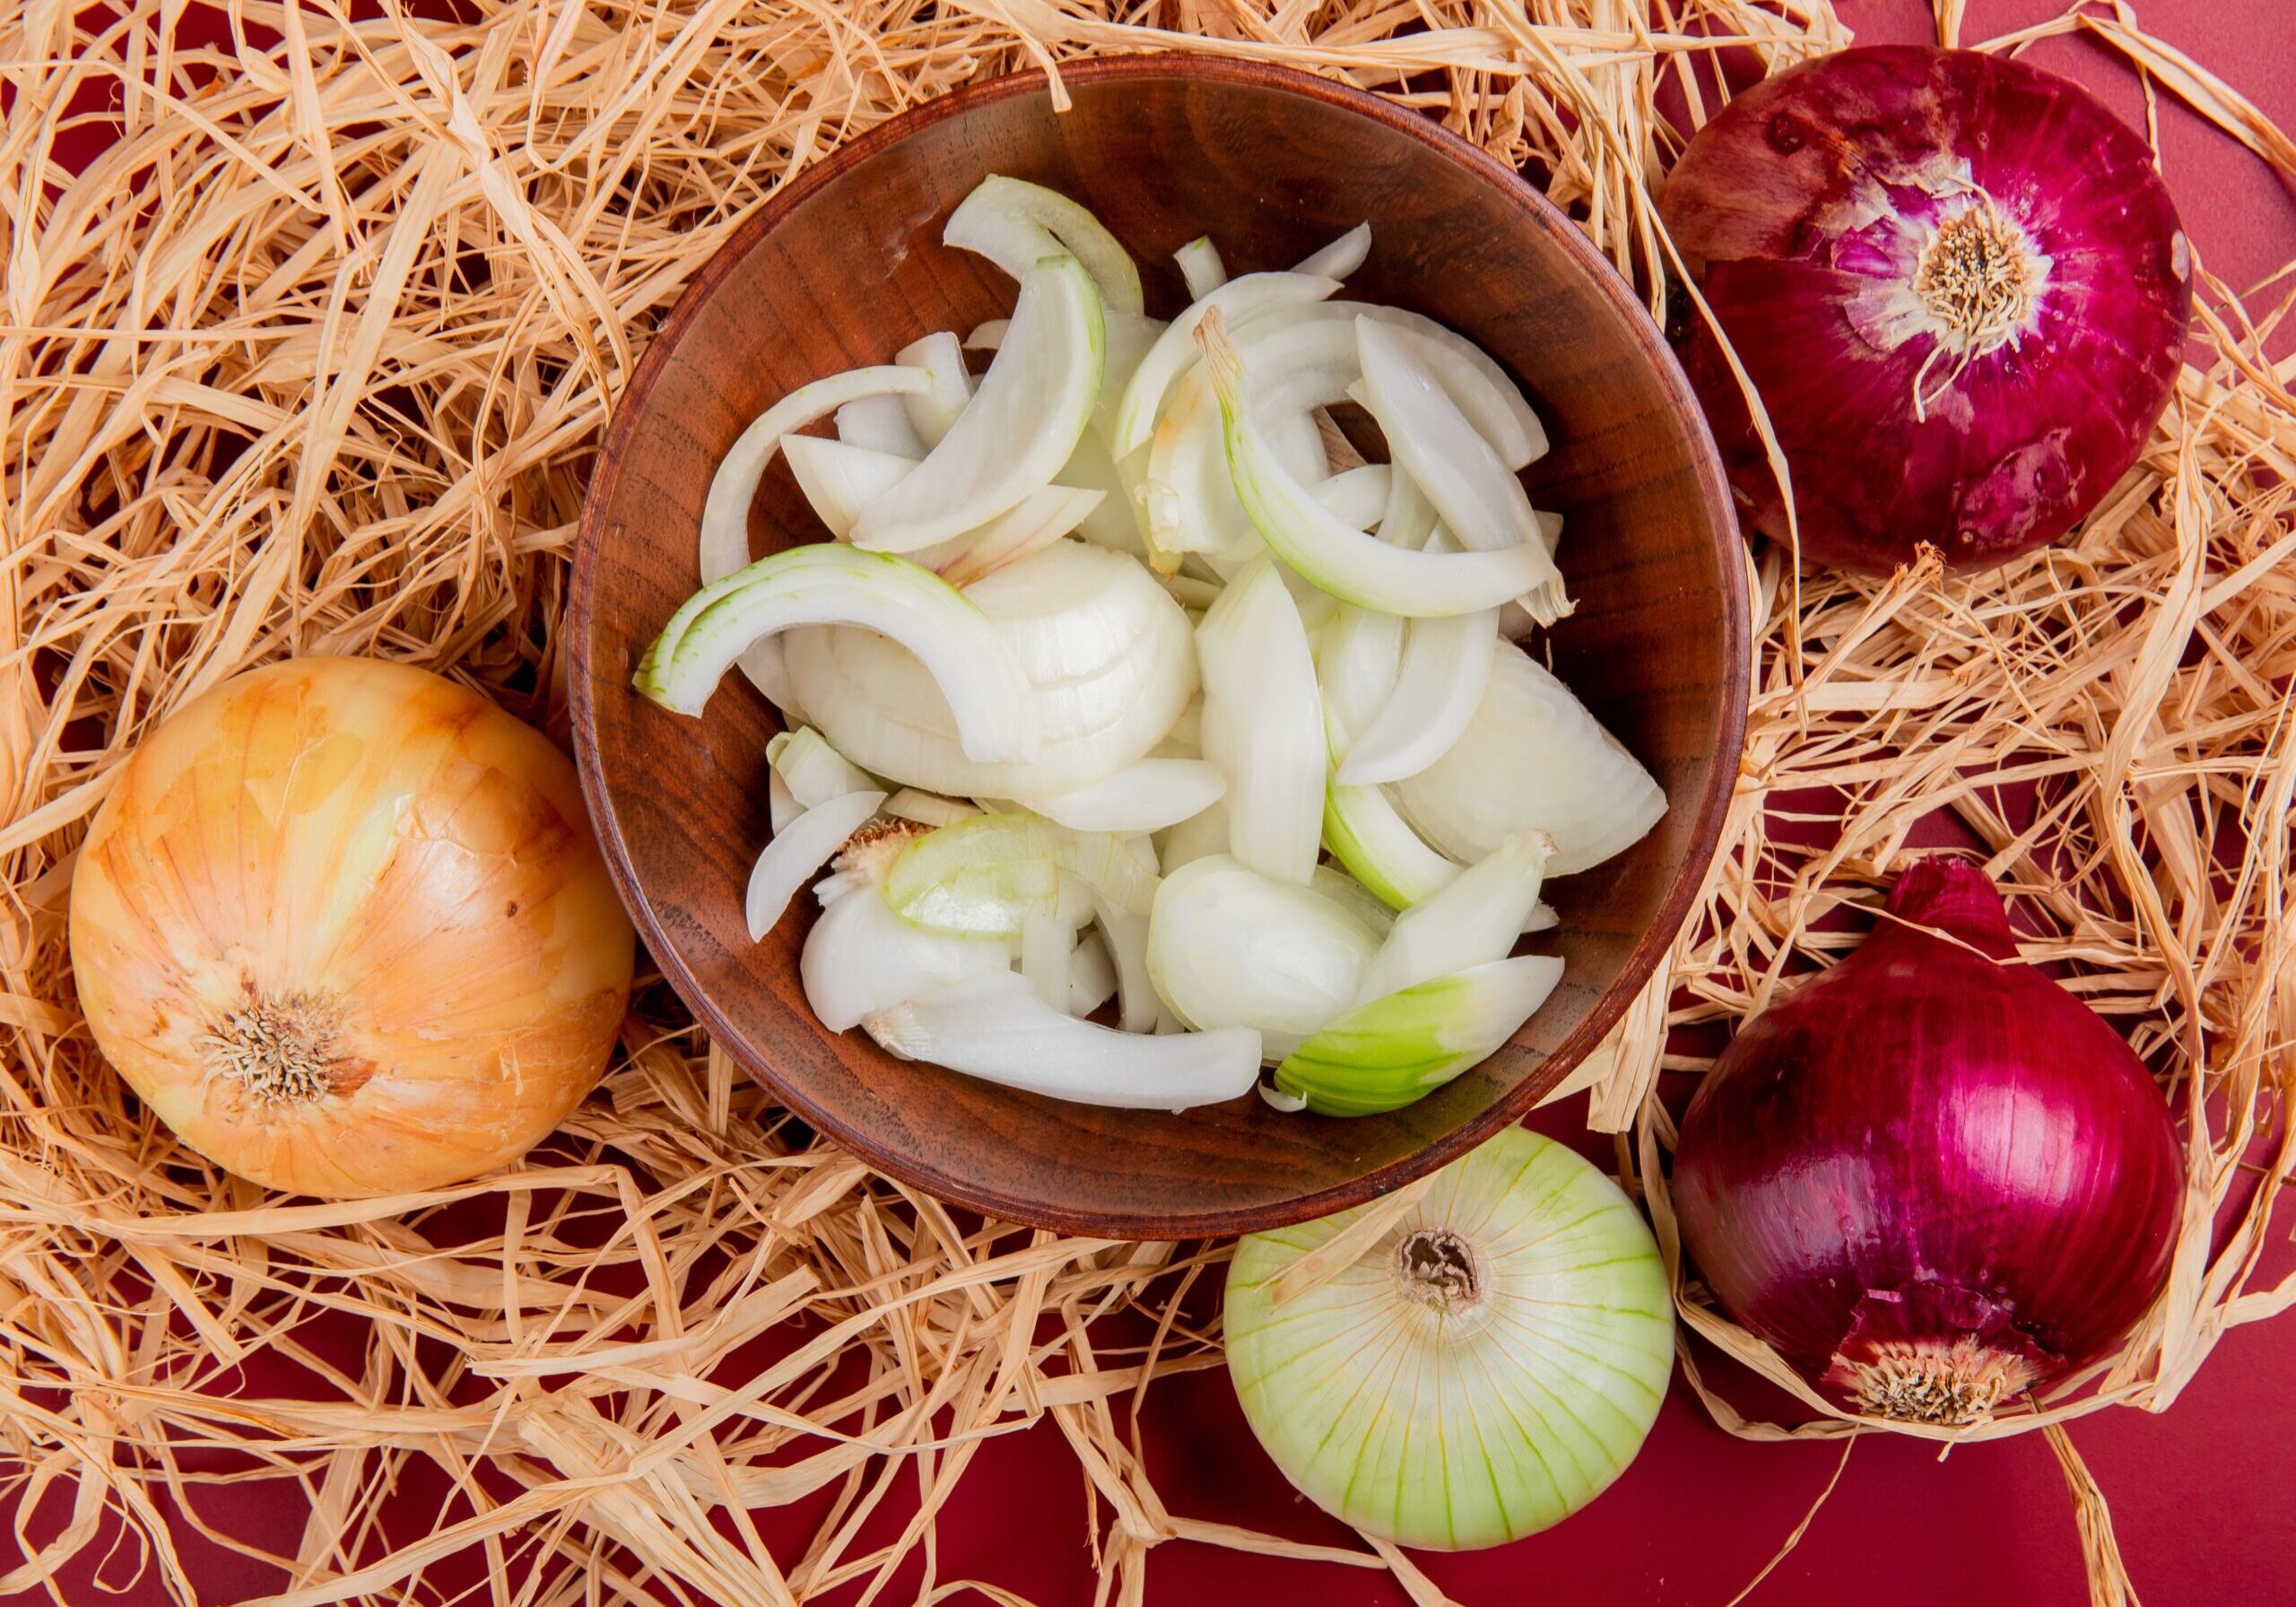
[22,2,2296,1603]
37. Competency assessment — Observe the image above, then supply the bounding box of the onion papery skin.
[1671,857,2183,1425]
[69,659,636,1198]
[1660,46,2191,573]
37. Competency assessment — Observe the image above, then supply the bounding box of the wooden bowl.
[570,56,1747,1238]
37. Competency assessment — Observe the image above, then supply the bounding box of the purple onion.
[1672,858,2184,1425]
[1660,46,2192,573]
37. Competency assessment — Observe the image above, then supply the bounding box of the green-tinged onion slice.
[884,812,1157,939]
[1224,1126,1673,1550]
[1322,781,1462,910]
[1273,953,1562,1116]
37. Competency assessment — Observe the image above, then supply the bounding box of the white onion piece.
[1111,271,1341,456]
[1526,900,1559,934]
[1022,759,1227,835]
[783,437,915,537]
[1315,605,1405,756]
[964,318,1009,352]
[1155,799,1229,876]
[1391,638,1667,875]
[1311,464,1392,531]
[698,367,932,586]
[936,486,1109,587]
[1058,428,1152,559]
[1292,222,1370,281]
[1022,908,1071,1012]
[1352,831,1550,1005]
[944,174,1144,316]
[1322,781,1461,910]
[1144,370,1260,563]
[767,764,801,834]
[768,725,876,809]
[867,971,1259,1111]
[1196,556,1323,886]
[1335,606,1500,786]
[800,883,1010,1031]
[836,393,926,456]
[1069,930,1118,1017]
[1158,697,1203,758]
[895,331,972,448]
[784,436,1104,585]
[1094,310,1167,441]
[783,541,1195,796]
[1175,235,1228,300]
[883,788,978,828]
[1096,907,1157,1032]
[1203,321,1551,616]
[1378,467,1439,551]
[1310,864,1396,938]
[744,790,884,941]
[1354,321,1562,626]
[1274,954,1564,1116]
[853,256,1104,552]
[1514,507,1570,629]
[638,546,1038,765]
[1147,855,1380,1062]
[1302,301,1544,469]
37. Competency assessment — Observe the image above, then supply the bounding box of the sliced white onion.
[1022,759,1226,835]
[1322,782,1461,910]
[744,789,885,941]
[1069,930,1118,1017]
[1196,556,1323,886]
[800,882,1011,1031]
[768,725,876,808]
[1144,369,1259,564]
[883,788,978,828]
[867,970,1258,1110]
[783,541,1195,796]
[1310,864,1396,938]
[1058,428,1153,559]
[638,545,1039,765]
[1354,320,1562,624]
[1391,638,1667,876]
[698,367,932,586]
[1292,222,1370,281]
[1526,900,1559,934]
[1315,604,1405,754]
[1378,467,1439,551]
[1147,855,1381,1062]
[1274,954,1564,1116]
[1352,831,1551,1006]
[895,331,972,448]
[944,174,1144,316]
[783,437,916,538]
[1335,606,1500,786]
[1311,464,1392,532]
[1175,235,1228,300]
[935,485,1109,587]
[1202,320,1552,616]
[1111,271,1341,457]
[785,435,1105,586]
[767,764,801,834]
[964,318,1009,352]
[835,393,927,457]
[1154,798,1229,876]
[1095,310,1167,442]
[1311,302,1545,469]
[1095,907,1157,1032]
[1022,908,1072,1012]
[853,256,1104,552]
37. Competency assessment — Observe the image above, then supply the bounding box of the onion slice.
[1292,222,1370,280]
[836,392,927,456]
[1311,464,1392,531]
[1321,782,1461,910]
[1175,235,1228,300]
[1147,855,1379,1063]
[866,970,1259,1110]
[1196,556,1324,885]
[1274,954,1563,1116]
[744,789,885,940]
[944,174,1144,316]
[1352,830,1551,1005]
[768,725,875,808]
[1069,931,1118,1017]
[895,330,971,447]
[1334,606,1500,786]
[1022,759,1227,835]
[1111,271,1341,457]
[800,877,1010,1030]
[852,255,1105,552]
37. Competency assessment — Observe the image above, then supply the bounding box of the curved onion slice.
[836,393,926,456]
[1175,235,1228,300]
[1292,222,1370,280]
[1022,909,1071,1010]
[1069,930,1118,1016]
[1147,855,1380,1062]
[767,764,802,834]
[866,970,1259,1110]
[1391,638,1666,876]
[637,545,1039,763]
[699,368,931,586]
[1310,302,1545,469]
[1354,320,1563,623]
[784,436,1106,584]
[852,255,1104,552]
[895,331,971,447]
[1310,864,1396,938]
[1144,369,1257,565]
[768,725,875,808]
[1155,799,1229,876]
[965,318,1009,352]
[1203,321,1552,616]
[1022,759,1227,835]
[1322,782,1461,910]
[1334,606,1500,785]
[1316,605,1405,754]
[1274,954,1564,1116]
[1111,271,1341,456]
[783,437,915,537]
[744,790,885,940]
[885,812,1158,940]
[1197,556,1324,886]
[800,870,1010,1030]
[783,541,1196,796]
[1378,468,1439,552]
[883,788,978,828]
[1311,464,1392,531]
[944,174,1144,316]
[1352,831,1550,1005]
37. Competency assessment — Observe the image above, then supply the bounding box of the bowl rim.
[569,51,1750,1238]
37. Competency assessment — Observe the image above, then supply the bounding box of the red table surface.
[20,2,2296,1603]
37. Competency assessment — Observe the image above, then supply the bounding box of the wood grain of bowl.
[570,56,1747,1238]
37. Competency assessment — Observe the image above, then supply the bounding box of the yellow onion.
[69,658,635,1197]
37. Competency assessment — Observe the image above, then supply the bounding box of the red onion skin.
[1660,47,2192,574]
[1671,858,2183,1424]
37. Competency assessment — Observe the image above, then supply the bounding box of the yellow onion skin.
[69,658,635,1198]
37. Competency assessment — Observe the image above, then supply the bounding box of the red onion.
[1672,858,2183,1426]
[1660,46,2191,573]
